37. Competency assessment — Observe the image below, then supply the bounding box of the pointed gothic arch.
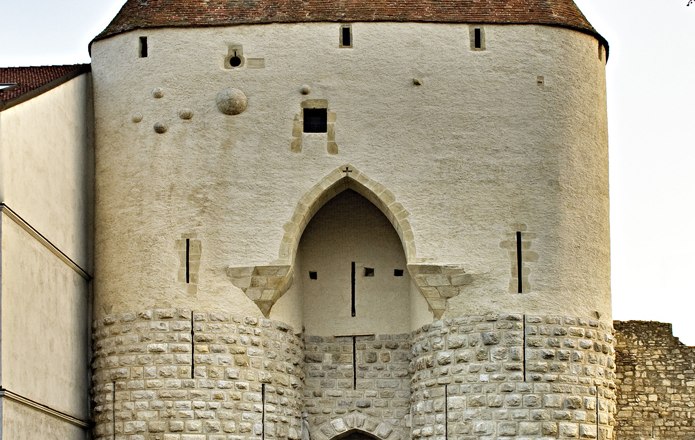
[277,164,416,265]
[228,164,468,318]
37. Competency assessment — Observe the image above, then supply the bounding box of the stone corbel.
[407,264,473,319]
[226,265,294,317]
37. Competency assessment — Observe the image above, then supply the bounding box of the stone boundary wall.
[92,310,304,439]
[303,334,411,439]
[410,314,616,439]
[614,320,695,439]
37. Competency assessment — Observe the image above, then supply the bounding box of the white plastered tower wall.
[91,23,609,319]
[0,73,93,439]
[90,19,612,440]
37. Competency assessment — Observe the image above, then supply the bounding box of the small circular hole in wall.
[229,55,242,68]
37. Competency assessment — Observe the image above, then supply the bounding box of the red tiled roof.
[0,65,90,112]
[94,0,606,47]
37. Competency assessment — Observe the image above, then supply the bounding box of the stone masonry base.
[92,310,615,439]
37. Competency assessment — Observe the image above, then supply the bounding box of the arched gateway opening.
[272,176,414,439]
[269,166,435,332]
[299,189,410,335]
[241,166,449,322]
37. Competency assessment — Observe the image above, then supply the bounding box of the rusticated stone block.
[92,310,303,440]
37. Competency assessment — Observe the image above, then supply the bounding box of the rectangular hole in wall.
[363,267,374,277]
[303,108,327,133]
[394,269,404,277]
[139,36,148,58]
[309,271,318,280]
[340,25,352,48]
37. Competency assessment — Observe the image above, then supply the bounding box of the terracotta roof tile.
[94,0,606,47]
[0,65,90,111]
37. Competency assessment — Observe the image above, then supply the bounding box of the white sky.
[1,1,694,342]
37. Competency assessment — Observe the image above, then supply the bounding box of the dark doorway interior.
[341,433,375,440]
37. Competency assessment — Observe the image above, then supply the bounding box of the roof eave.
[0,65,91,113]
[89,20,608,59]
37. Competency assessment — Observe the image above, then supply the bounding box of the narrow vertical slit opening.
[112,381,117,440]
[261,383,266,440]
[185,238,190,284]
[445,384,449,439]
[474,28,482,49]
[516,231,523,293]
[139,36,148,58]
[351,261,356,317]
[596,387,600,431]
[522,314,527,382]
[191,311,195,379]
[352,336,357,390]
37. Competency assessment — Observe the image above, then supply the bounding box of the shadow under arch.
[333,429,380,440]
[277,164,416,266]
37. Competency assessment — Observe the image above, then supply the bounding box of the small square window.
[309,271,318,280]
[394,269,404,277]
[303,108,327,133]
[364,268,375,277]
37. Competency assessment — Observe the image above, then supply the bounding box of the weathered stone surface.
[215,88,247,115]
[614,320,695,440]
[303,334,410,439]
[410,315,616,440]
[92,310,304,439]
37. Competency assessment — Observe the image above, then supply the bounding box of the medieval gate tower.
[89,0,612,438]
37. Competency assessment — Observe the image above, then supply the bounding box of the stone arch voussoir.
[277,164,416,265]
[313,411,398,440]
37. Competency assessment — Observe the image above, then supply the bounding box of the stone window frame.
[470,26,486,51]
